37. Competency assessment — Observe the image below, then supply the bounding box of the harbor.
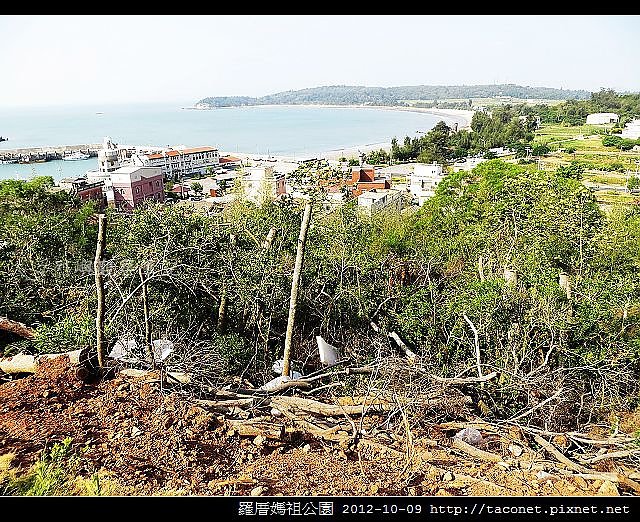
[0,143,100,164]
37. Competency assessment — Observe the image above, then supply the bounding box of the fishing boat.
[63,151,91,161]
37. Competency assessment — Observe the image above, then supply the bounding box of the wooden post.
[139,265,155,368]
[94,214,107,368]
[282,202,312,377]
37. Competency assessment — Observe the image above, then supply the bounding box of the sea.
[0,103,447,181]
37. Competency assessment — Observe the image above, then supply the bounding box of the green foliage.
[556,162,585,180]
[0,438,77,496]
[364,148,390,165]
[197,84,590,108]
[628,176,640,191]
[190,182,203,194]
[32,314,94,354]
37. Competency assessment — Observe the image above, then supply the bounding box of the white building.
[241,166,287,204]
[357,189,403,216]
[133,146,220,180]
[452,156,487,172]
[621,119,640,140]
[586,113,619,125]
[408,163,446,205]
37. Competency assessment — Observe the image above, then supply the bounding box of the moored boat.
[63,151,91,161]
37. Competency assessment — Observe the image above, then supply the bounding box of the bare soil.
[0,357,634,496]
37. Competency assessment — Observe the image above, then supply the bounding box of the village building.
[452,156,487,172]
[241,166,286,204]
[57,177,107,209]
[357,188,403,216]
[132,146,220,180]
[110,166,165,212]
[621,119,640,140]
[408,162,446,205]
[586,113,619,125]
[348,165,391,196]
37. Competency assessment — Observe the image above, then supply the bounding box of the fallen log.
[0,350,80,374]
[0,317,36,339]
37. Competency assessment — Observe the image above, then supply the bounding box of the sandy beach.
[220,105,475,164]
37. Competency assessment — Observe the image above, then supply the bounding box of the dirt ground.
[0,356,636,496]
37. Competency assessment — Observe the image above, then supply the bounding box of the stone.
[443,472,454,481]
[508,444,523,457]
[131,426,143,437]
[251,486,266,496]
[302,444,311,453]
[253,435,265,446]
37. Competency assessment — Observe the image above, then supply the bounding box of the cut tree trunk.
[0,350,81,374]
[0,317,36,339]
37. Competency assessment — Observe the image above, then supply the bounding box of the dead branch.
[282,202,312,377]
[533,434,590,473]
[430,372,498,385]
[507,388,564,423]
[0,316,36,339]
[227,420,286,440]
[94,213,107,367]
[270,395,393,417]
[462,313,482,377]
[452,437,503,463]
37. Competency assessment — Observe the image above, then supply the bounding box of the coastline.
[191,103,475,129]
[212,104,474,163]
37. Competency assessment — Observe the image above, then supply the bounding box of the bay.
[0,103,447,181]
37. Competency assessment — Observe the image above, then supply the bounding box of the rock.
[117,383,130,392]
[597,481,619,496]
[131,426,143,437]
[508,444,523,457]
[454,427,483,446]
[271,408,283,417]
[497,461,511,470]
[302,444,311,453]
[251,486,266,496]
[370,484,379,494]
[253,435,265,446]
[443,472,454,481]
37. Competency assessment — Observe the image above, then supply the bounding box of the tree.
[628,175,640,191]
[190,182,203,195]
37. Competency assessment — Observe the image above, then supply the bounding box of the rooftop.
[145,147,218,160]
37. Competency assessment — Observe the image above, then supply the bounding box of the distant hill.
[196,84,591,108]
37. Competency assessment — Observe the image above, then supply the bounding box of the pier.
[0,143,101,163]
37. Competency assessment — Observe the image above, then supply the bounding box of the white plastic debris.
[272,359,285,374]
[271,359,302,379]
[108,339,138,360]
[260,373,302,391]
[151,339,174,363]
[454,427,483,446]
[316,336,339,365]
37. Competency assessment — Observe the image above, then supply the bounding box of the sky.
[0,15,638,107]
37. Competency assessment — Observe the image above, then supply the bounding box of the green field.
[533,123,640,209]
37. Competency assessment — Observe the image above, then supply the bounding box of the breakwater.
[0,144,101,164]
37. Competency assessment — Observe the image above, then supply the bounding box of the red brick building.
[110,166,165,212]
